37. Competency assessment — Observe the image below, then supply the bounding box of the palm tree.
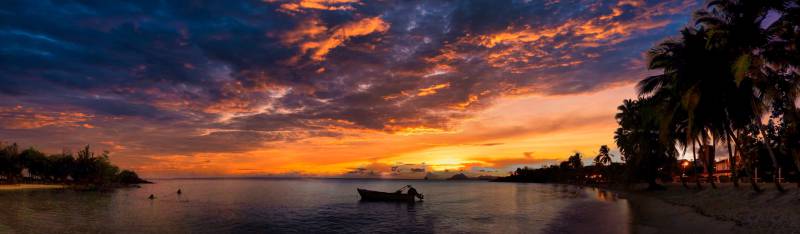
[738,125,765,192]
[594,145,613,184]
[619,0,800,192]
[614,100,640,166]
[614,98,674,190]
[19,148,48,182]
[636,0,800,192]
[594,145,612,166]
[567,153,584,171]
[762,4,800,188]
[48,153,74,183]
[638,27,731,189]
[0,143,22,183]
[695,0,794,192]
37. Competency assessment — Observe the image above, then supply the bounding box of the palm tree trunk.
[729,130,761,192]
[757,123,785,193]
[793,149,800,188]
[680,145,690,189]
[782,106,800,188]
[692,140,702,189]
[680,175,688,188]
[726,134,739,187]
[697,137,716,189]
[709,139,717,189]
[745,156,762,192]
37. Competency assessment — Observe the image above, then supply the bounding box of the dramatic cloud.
[0,0,700,176]
[0,106,94,129]
[288,16,390,61]
[271,0,361,13]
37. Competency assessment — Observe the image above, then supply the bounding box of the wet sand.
[0,184,66,190]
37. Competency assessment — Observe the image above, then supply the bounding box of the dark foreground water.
[0,179,631,233]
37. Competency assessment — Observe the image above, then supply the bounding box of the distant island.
[0,142,150,190]
[446,173,497,181]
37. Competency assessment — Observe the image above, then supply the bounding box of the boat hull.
[357,188,417,202]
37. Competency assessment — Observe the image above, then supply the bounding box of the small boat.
[357,188,422,202]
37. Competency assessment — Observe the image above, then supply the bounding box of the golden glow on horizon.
[118,83,637,177]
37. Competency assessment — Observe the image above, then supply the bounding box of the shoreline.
[0,182,149,191]
[0,184,66,191]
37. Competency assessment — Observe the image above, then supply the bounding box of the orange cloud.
[417,83,450,96]
[0,106,94,129]
[198,72,292,120]
[99,141,127,151]
[270,0,360,13]
[280,18,328,44]
[392,126,449,136]
[430,0,691,74]
[451,94,479,110]
[284,17,390,61]
[476,22,576,48]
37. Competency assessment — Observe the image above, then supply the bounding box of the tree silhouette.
[0,143,22,183]
[0,142,146,187]
[500,0,800,190]
[594,145,612,166]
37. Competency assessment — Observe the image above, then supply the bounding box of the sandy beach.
[620,183,800,233]
[0,184,66,191]
[626,189,737,233]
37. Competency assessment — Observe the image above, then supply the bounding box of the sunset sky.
[0,0,702,178]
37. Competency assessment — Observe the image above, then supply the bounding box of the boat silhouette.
[357,187,423,202]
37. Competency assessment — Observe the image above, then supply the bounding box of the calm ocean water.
[0,179,631,233]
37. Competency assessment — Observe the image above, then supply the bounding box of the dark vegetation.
[493,148,628,185]
[496,0,800,192]
[0,142,149,189]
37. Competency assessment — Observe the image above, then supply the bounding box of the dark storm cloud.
[0,0,700,156]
